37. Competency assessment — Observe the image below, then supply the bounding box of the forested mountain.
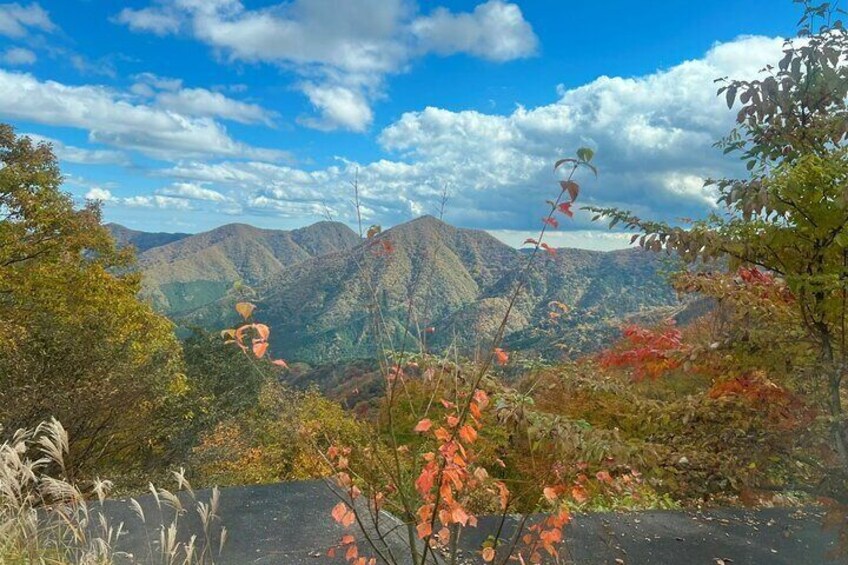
[109,221,361,315]
[107,223,190,253]
[121,215,680,362]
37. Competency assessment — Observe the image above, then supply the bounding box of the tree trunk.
[820,325,848,470]
[828,369,848,469]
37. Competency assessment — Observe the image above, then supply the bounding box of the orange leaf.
[596,471,613,484]
[571,485,588,504]
[482,547,496,562]
[414,419,433,433]
[235,302,255,320]
[253,323,270,340]
[272,358,289,368]
[543,487,558,502]
[416,521,432,539]
[341,509,356,527]
[341,534,355,545]
[493,348,509,366]
[459,425,477,444]
[450,504,470,526]
[331,502,348,524]
[252,341,268,358]
[416,469,435,496]
[345,544,358,560]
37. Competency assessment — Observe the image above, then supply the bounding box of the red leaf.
[523,238,539,246]
[542,216,559,229]
[558,202,574,218]
[272,358,289,368]
[560,180,579,202]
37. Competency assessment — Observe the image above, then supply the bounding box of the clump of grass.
[0,418,225,564]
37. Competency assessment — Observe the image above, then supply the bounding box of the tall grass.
[0,418,225,564]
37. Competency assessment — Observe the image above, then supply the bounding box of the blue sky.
[0,1,801,249]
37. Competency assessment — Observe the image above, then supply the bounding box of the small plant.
[0,418,226,564]
[315,149,598,565]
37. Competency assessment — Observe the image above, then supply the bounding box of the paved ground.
[100,480,841,564]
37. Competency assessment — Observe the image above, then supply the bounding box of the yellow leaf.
[235,302,255,320]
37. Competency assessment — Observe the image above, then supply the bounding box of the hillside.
[124,221,361,315]
[107,223,190,253]
[173,216,681,363]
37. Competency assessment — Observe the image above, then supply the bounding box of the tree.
[588,2,848,469]
[0,124,185,481]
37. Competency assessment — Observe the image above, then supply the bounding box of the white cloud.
[85,187,114,201]
[154,87,276,125]
[23,132,130,166]
[128,73,276,125]
[0,2,55,38]
[156,182,227,202]
[85,187,192,210]
[1,46,35,65]
[140,35,785,235]
[133,72,183,92]
[298,84,373,132]
[0,69,287,161]
[411,0,537,61]
[116,0,537,131]
[114,5,181,35]
[487,230,634,251]
[123,195,193,210]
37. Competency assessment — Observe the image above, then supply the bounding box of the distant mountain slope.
[131,221,361,315]
[177,216,681,363]
[107,223,190,253]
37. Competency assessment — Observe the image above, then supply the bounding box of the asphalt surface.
[99,480,841,564]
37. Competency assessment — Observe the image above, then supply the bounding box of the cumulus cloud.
[86,187,193,210]
[0,69,287,161]
[138,35,785,237]
[0,2,55,38]
[84,187,114,201]
[298,84,373,132]
[1,46,35,65]
[114,5,181,35]
[411,0,537,61]
[156,182,227,202]
[115,0,538,131]
[127,72,276,125]
[154,87,276,125]
[22,133,130,166]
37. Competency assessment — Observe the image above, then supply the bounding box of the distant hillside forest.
[110,216,683,363]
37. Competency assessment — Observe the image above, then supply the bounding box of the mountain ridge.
[136,216,680,363]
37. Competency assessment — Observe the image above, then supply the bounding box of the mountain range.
[110,217,682,364]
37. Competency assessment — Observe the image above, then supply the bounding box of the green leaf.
[576,147,595,163]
